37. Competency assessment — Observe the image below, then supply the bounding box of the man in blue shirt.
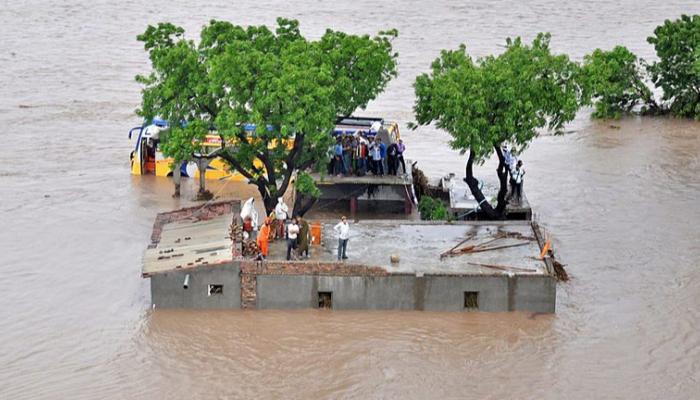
[334,138,345,176]
[378,138,387,176]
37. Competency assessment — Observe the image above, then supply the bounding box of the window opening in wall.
[464,291,479,310]
[208,284,223,296]
[318,292,332,309]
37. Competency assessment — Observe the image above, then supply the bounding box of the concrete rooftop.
[267,220,549,276]
[143,213,234,276]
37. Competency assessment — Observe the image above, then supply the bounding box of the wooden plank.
[467,262,537,273]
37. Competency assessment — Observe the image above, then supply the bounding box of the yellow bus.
[128,117,401,181]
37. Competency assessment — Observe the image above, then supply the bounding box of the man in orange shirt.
[257,218,271,259]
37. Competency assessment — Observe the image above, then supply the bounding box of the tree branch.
[219,149,257,183]
[493,144,509,214]
[276,133,305,197]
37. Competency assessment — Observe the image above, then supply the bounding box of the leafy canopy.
[414,33,584,162]
[647,14,700,119]
[582,46,654,119]
[136,18,398,209]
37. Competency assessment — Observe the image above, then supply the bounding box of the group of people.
[244,197,352,262]
[502,145,526,203]
[251,198,313,261]
[329,133,407,177]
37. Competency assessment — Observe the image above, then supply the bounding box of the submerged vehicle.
[128,116,401,181]
[334,116,401,143]
[128,118,249,181]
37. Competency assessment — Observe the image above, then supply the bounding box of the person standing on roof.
[342,135,352,175]
[297,216,311,259]
[511,160,526,203]
[502,144,515,176]
[378,138,387,176]
[334,137,345,176]
[397,139,407,175]
[333,216,350,261]
[286,217,300,260]
[387,141,399,175]
[274,197,288,239]
[369,138,381,175]
[357,134,369,176]
[257,218,271,259]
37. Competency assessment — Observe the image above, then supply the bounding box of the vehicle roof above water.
[136,116,395,136]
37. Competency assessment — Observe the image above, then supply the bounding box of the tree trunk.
[195,157,213,200]
[463,146,508,220]
[493,145,509,215]
[198,160,206,193]
[293,194,318,217]
[172,161,181,198]
[262,189,277,217]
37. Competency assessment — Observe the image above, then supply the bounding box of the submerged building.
[142,201,557,313]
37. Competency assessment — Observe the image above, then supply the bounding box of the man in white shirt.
[502,145,515,173]
[333,216,350,261]
[286,217,300,260]
[511,160,525,203]
[274,197,288,239]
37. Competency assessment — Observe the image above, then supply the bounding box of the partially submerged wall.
[238,261,555,313]
[145,214,558,313]
[150,263,241,309]
[149,260,555,312]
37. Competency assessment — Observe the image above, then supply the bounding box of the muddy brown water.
[2,1,700,398]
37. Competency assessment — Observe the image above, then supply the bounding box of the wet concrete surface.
[266,221,547,275]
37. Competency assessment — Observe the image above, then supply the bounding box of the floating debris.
[440,231,534,259]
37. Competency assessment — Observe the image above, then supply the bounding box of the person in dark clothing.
[342,136,352,175]
[333,138,345,176]
[397,139,406,175]
[387,142,399,175]
[296,216,311,259]
[510,160,525,203]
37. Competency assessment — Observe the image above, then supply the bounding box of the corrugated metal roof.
[142,213,233,276]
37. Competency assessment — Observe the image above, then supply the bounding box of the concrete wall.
[511,275,556,313]
[422,275,510,312]
[150,263,241,309]
[255,273,556,313]
[149,263,556,312]
[256,275,416,310]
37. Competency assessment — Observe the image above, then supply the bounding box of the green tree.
[647,14,700,119]
[413,33,585,219]
[292,171,322,217]
[136,18,398,213]
[582,46,658,118]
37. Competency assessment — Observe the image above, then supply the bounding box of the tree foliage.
[582,46,656,118]
[415,33,582,162]
[413,33,585,219]
[136,18,398,213]
[584,15,700,119]
[292,171,321,217]
[418,196,449,221]
[647,14,700,119]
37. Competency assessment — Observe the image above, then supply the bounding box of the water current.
[1,1,700,398]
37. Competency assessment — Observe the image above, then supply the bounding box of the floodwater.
[1,0,700,398]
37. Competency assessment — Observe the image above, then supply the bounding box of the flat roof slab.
[267,221,548,276]
[442,176,530,214]
[143,213,233,276]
